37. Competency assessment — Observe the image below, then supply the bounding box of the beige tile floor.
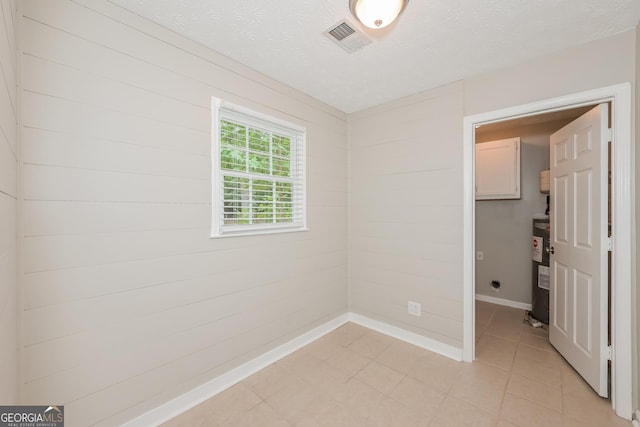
[163,302,630,426]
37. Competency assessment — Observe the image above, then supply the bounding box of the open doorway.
[473,104,612,399]
[461,83,633,420]
[473,106,592,312]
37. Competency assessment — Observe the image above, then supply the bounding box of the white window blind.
[212,99,306,237]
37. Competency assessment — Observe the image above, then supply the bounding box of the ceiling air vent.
[324,20,371,54]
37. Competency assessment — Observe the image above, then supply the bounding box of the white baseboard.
[348,313,463,362]
[475,294,532,311]
[122,314,350,427]
[123,312,465,426]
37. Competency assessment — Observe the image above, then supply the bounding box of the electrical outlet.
[408,301,421,317]
[476,251,484,261]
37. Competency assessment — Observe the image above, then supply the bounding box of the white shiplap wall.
[636,22,640,415]
[0,0,17,405]
[348,82,465,349]
[20,1,347,425]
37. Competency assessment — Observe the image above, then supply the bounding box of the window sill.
[210,227,309,239]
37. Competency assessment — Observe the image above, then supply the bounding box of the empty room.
[1,1,640,426]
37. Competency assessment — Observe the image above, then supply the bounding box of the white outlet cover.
[408,301,421,317]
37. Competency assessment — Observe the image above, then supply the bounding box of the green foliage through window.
[219,118,298,227]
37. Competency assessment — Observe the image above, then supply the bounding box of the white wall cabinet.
[475,137,521,200]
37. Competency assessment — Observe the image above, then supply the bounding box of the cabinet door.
[475,137,520,200]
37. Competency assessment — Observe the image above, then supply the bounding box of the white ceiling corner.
[110,0,640,113]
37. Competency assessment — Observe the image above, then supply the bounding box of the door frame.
[462,83,633,419]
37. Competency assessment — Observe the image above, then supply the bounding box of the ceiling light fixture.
[349,0,409,29]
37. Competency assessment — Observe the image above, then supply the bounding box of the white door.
[549,104,609,397]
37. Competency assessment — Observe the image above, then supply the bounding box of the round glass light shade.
[349,0,408,29]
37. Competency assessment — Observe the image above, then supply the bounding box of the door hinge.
[607,345,613,361]
[607,236,613,252]
[607,128,612,143]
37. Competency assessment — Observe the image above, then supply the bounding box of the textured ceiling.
[110,0,640,113]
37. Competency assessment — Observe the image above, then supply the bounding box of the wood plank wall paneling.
[348,82,465,349]
[0,0,17,406]
[19,0,348,425]
[637,23,640,415]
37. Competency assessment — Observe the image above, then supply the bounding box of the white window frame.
[211,98,307,237]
